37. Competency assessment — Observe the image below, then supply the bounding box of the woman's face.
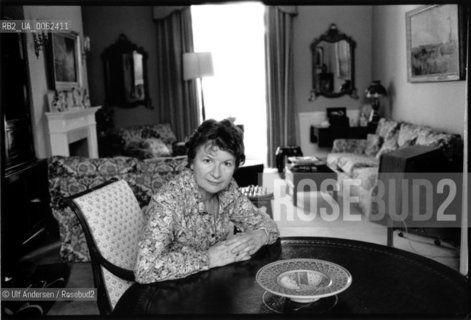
[191,143,236,197]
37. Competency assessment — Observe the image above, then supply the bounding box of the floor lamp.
[183,52,214,121]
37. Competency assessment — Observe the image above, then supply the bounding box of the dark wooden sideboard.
[2,31,58,279]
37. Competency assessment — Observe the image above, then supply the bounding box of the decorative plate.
[256,259,352,303]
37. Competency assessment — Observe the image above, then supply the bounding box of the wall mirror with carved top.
[102,34,152,109]
[310,24,358,99]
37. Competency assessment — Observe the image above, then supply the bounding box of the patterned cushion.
[327,153,379,176]
[397,123,420,147]
[376,134,399,159]
[364,134,384,157]
[351,167,378,191]
[143,138,172,157]
[118,124,177,147]
[48,156,139,177]
[115,124,178,160]
[336,154,379,176]
[375,118,400,140]
[326,152,345,169]
[331,139,368,154]
[48,155,188,262]
[73,180,144,309]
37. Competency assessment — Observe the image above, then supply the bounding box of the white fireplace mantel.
[45,106,101,158]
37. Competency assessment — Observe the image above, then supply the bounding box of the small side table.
[285,162,337,207]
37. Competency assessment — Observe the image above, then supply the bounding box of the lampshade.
[365,80,387,98]
[183,52,214,80]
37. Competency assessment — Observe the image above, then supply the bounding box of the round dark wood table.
[113,237,469,316]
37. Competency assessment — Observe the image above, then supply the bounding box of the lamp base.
[368,109,380,124]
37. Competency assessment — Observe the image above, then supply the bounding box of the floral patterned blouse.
[134,169,279,284]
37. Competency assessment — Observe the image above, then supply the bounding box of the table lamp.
[183,52,214,121]
[365,80,387,124]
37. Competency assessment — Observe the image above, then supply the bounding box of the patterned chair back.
[69,179,144,315]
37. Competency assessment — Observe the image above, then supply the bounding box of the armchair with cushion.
[68,179,143,315]
[100,123,187,159]
[48,155,188,262]
[326,118,463,218]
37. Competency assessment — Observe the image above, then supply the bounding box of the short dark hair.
[185,119,245,168]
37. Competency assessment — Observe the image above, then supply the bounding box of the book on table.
[287,156,325,172]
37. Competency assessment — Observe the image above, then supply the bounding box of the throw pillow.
[375,118,400,140]
[143,138,172,157]
[365,134,384,157]
[376,134,399,159]
[397,123,420,147]
[141,127,161,139]
[415,128,448,147]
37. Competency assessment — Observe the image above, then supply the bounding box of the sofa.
[326,118,462,217]
[48,155,188,262]
[100,123,187,159]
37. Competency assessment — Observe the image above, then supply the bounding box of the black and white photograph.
[1,1,469,319]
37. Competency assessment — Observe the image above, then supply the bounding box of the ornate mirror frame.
[102,34,152,109]
[310,24,358,100]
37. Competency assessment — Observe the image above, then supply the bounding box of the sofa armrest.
[377,145,447,174]
[332,138,368,154]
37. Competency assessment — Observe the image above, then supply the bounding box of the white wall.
[292,6,373,156]
[23,6,87,159]
[372,5,466,135]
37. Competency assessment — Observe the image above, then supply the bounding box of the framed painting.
[406,4,465,82]
[47,31,82,90]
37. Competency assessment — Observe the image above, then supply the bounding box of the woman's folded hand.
[207,240,251,268]
[223,230,267,257]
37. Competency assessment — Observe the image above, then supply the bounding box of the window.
[191,2,267,165]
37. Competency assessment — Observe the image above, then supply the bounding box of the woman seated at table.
[134,119,279,284]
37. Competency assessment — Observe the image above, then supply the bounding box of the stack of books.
[287,156,325,172]
[240,185,272,199]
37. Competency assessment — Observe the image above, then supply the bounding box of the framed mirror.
[310,24,358,99]
[102,34,152,109]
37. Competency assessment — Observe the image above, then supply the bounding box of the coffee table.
[285,159,337,206]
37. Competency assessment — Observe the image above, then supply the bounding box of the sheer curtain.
[191,3,267,163]
[154,7,199,141]
[265,6,298,167]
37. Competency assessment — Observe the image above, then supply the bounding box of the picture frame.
[406,4,465,82]
[47,31,83,90]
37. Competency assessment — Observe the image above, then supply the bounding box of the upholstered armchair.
[99,124,187,159]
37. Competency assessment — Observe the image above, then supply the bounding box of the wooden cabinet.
[1,32,58,278]
[2,161,58,274]
[2,32,35,174]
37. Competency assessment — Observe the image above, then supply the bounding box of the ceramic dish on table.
[256,258,352,304]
